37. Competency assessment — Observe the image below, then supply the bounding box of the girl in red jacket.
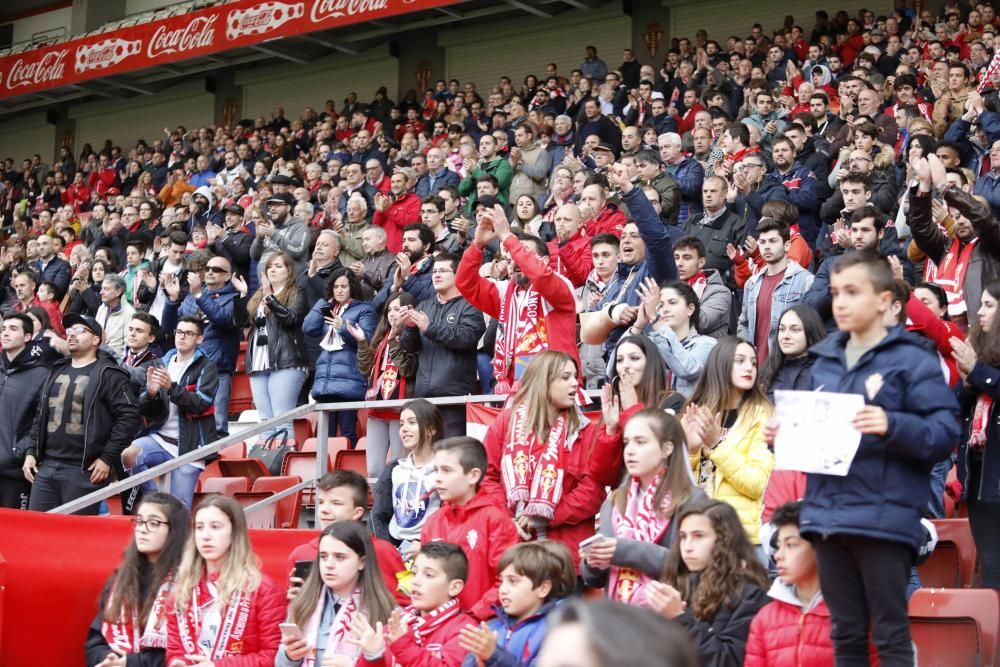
[85,493,190,667]
[278,522,399,667]
[166,496,285,667]
[745,501,878,667]
[480,350,621,571]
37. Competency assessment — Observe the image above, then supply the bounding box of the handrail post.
[316,408,330,480]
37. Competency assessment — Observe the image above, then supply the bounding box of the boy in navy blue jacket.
[768,250,960,666]
[458,542,576,667]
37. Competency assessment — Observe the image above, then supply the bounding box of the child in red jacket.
[286,470,408,605]
[358,542,475,667]
[745,501,877,667]
[421,436,520,620]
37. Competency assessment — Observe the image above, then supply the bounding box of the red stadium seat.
[252,475,303,529]
[229,371,254,414]
[909,588,999,667]
[281,452,331,505]
[219,441,247,459]
[233,491,277,529]
[293,418,315,445]
[355,436,367,450]
[334,449,367,476]
[919,519,978,588]
[200,477,249,496]
[300,437,349,460]
[217,458,271,485]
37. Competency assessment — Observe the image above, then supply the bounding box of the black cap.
[270,174,296,186]
[593,142,617,155]
[474,195,501,209]
[63,313,102,338]
[224,203,245,216]
[265,192,295,206]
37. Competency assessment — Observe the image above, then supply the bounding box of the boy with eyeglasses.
[121,315,219,509]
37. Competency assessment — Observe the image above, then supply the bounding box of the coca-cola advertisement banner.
[0,0,463,100]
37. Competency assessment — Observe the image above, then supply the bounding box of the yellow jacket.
[690,403,774,544]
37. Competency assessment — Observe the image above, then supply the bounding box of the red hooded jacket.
[420,491,520,620]
[584,204,626,238]
[547,227,593,288]
[481,409,620,572]
[373,192,421,253]
[287,533,409,605]
[358,608,474,667]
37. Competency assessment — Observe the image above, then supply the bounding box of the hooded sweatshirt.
[420,491,520,620]
[384,455,441,544]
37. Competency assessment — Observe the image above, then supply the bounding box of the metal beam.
[115,82,156,95]
[435,6,463,18]
[505,0,553,17]
[298,33,360,55]
[67,83,115,99]
[251,43,310,64]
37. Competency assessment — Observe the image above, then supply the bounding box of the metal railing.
[51,393,511,516]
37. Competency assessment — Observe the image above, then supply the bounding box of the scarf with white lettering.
[402,599,462,653]
[301,588,361,667]
[174,575,252,660]
[493,282,549,394]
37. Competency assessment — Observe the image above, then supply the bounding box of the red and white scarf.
[402,599,462,654]
[101,577,173,653]
[609,477,672,608]
[492,283,550,395]
[970,395,993,450]
[500,404,579,520]
[924,237,977,318]
[174,576,253,660]
[301,588,362,667]
[686,272,708,299]
[366,335,404,401]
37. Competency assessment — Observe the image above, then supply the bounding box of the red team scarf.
[301,588,362,667]
[174,576,253,660]
[492,283,550,395]
[366,334,404,401]
[402,598,462,656]
[686,272,708,299]
[924,237,977,319]
[501,403,579,520]
[101,577,173,653]
[609,475,672,608]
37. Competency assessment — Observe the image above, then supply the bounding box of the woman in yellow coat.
[682,336,774,550]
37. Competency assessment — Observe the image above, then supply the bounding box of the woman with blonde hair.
[480,350,622,571]
[165,496,284,665]
[246,251,309,442]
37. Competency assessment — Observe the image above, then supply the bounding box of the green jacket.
[458,157,513,214]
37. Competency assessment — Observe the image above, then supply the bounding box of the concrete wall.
[7,7,72,45]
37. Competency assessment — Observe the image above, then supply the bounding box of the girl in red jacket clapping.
[166,496,285,667]
[480,350,621,571]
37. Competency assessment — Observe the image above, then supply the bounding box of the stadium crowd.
[0,1,997,665]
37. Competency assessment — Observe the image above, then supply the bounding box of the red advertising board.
[0,0,464,100]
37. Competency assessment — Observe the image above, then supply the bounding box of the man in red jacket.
[455,204,579,395]
[578,183,626,237]
[373,167,421,253]
[547,203,593,288]
[286,470,409,605]
[421,436,519,620]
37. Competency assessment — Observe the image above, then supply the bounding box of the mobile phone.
[294,560,312,581]
[279,622,304,641]
[579,534,606,551]
[319,305,334,319]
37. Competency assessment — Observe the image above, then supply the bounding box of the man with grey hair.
[303,229,343,307]
[415,146,459,198]
[96,274,135,359]
[659,133,705,225]
[547,114,576,168]
[353,225,394,299]
[373,167,421,253]
[331,193,371,266]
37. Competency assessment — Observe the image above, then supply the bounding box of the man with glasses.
[121,316,218,509]
[335,161,378,220]
[250,192,309,275]
[24,314,139,514]
[0,313,49,509]
[162,256,245,438]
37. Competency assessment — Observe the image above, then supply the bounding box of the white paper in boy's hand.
[773,390,865,476]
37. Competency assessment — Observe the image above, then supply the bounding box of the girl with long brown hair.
[480,350,621,571]
[581,409,705,607]
[85,493,189,667]
[647,499,769,667]
[277,522,399,667]
[246,251,309,442]
[682,337,774,549]
[165,496,285,666]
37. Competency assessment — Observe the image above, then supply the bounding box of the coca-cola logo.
[227,2,305,40]
[311,0,389,22]
[147,14,217,59]
[5,50,68,90]
[75,39,141,73]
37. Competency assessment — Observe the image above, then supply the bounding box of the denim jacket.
[737,261,814,353]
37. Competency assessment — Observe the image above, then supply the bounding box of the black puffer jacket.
[0,347,51,479]
[246,287,310,372]
[674,580,769,667]
[27,350,140,469]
